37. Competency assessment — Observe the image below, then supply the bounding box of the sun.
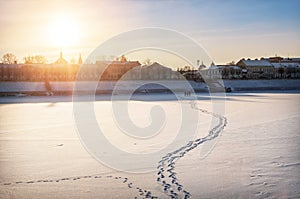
[47,16,80,48]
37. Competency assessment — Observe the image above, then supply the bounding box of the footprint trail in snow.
[1,99,227,199]
[156,100,227,198]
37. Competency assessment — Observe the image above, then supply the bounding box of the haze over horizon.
[0,0,299,68]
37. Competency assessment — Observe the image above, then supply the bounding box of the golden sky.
[0,0,299,68]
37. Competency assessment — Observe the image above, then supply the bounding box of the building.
[262,56,300,64]
[200,62,223,79]
[1,54,300,82]
[217,65,242,79]
[78,54,83,65]
[272,62,300,78]
[236,59,274,79]
[141,62,173,80]
[122,62,183,80]
[282,58,300,63]
[54,52,68,65]
[126,62,183,80]
[0,64,19,81]
[198,61,206,70]
[96,57,141,81]
[261,56,300,78]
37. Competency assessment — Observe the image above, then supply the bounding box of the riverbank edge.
[0,79,299,96]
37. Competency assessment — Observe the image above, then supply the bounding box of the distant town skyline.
[1,0,299,68]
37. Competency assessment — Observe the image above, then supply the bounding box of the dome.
[198,61,206,70]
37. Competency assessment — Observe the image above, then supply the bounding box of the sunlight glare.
[47,15,80,48]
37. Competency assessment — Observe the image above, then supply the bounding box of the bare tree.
[143,58,152,65]
[24,55,47,64]
[24,56,33,64]
[2,53,17,64]
[227,61,235,65]
[34,55,47,64]
[120,55,127,62]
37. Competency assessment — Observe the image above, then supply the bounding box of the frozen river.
[0,92,299,198]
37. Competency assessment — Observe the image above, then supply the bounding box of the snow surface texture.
[0,97,225,199]
[156,100,227,198]
[0,93,299,198]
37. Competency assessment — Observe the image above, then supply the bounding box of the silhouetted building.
[198,61,206,70]
[54,52,68,65]
[96,59,141,81]
[78,54,83,65]
[1,56,300,82]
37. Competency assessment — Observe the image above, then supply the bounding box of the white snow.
[0,92,299,198]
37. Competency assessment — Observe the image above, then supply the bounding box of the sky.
[0,0,299,68]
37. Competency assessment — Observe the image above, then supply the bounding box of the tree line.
[1,53,47,64]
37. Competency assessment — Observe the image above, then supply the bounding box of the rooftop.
[239,59,273,67]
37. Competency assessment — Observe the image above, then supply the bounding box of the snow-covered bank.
[223,79,300,91]
[0,82,47,95]
[0,79,300,96]
[0,81,206,96]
